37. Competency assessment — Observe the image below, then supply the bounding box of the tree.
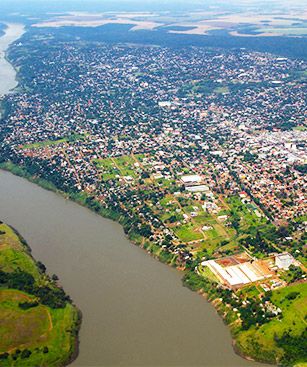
[52,274,59,282]
[0,353,9,360]
[43,346,49,354]
[21,349,32,359]
[37,261,46,273]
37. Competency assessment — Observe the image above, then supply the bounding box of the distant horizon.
[0,0,306,14]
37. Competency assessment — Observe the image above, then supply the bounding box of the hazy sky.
[0,0,305,17]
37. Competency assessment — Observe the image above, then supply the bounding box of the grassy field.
[293,126,307,132]
[0,289,50,352]
[174,223,203,242]
[94,157,120,180]
[94,154,144,181]
[0,223,80,366]
[214,86,230,94]
[21,138,68,150]
[198,264,219,283]
[236,282,307,365]
[155,193,237,251]
[226,196,267,231]
[21,133,85,150]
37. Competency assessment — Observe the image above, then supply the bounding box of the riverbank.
[0,221,81,367]
[0,23,25,120]
[0,161,179,266]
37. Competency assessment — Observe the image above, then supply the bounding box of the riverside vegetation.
[0,222,80,367]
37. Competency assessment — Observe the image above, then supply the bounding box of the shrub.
[19,301,39,310]
[285,291,300,301]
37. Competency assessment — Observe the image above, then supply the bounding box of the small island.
[0,221,80,367]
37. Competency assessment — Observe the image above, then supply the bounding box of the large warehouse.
[202,256,273,289]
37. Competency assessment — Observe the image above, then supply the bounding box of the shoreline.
[0,220,82,367]
[0,163,272,367]
[9,224,83,367]
[0,25,84,365]
[0,23,25,119]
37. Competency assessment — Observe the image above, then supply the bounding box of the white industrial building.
[202,259,272,288]
[275,253,295,270]
[186,185,209,192]
[181,174,202,184]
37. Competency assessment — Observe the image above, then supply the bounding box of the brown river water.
[0,24,269,367]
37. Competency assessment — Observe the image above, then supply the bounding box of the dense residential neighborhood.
[0,34,306,366]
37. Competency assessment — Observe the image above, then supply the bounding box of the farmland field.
[0,223,79,366]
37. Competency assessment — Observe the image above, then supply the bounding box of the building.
[202,254,273,289]
[181,174,202,185]
[186,185,209,192]
[275,252,295,270]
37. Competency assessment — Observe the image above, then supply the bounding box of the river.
[0,24,267,367]
[0,23,24,95]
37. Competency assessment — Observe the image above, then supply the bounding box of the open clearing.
[94,154,144,181]
[0,289,51,353]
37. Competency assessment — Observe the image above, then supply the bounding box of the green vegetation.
[293,126,307,132]
[21,133,86,150]
[0,161,59,192]
[93,154,144,181]
[236,283,307,366]
[227,196,266,230]
[154,193,235,252]
[294,164,307,175]
[280,265,306,284]
[198,265,219,283]
[94,157,120,180]
[0,223,80,367]
[174,223,203,242]
[179,79,270,98]
[223,195,281,256]
[214,86,230,94]
[21,138,68,150]
[185,269,307,366]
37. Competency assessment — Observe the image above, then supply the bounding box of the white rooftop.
[181,175,202,183]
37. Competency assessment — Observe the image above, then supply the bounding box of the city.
[0,1,306,366]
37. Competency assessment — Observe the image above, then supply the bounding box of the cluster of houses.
[1,39,306,273]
